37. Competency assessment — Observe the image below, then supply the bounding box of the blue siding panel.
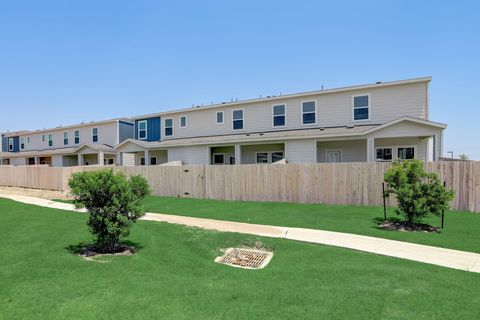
[135,117,161,141]
[119,121,134,143]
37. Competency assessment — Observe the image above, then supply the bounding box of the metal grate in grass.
[215,248,273,269]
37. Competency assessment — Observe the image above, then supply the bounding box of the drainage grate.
[215,248,273,269]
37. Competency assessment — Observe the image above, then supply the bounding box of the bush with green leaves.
[69,169,151,253]
[384,160,454,225]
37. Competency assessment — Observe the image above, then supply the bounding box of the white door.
[326,150,342,163]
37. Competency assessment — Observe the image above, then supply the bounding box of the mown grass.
[1,197,480,319]
[142,196,480,253]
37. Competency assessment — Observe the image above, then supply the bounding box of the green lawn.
[141,196,480,253]
[1,198,480,319]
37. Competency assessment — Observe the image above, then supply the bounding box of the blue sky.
[0,1,479,159]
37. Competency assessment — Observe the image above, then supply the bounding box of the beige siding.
[375,137,429,161]
[285,139,316,163]
[368,121,441,139]
[17,122,119,152]
[317,140,367,162]
[168,146,209,165]
[240,144,284,164]
[162,82,428,141]
[122,153,135,166]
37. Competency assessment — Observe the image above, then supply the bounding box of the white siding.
[167,146,209,165]
[161,82,428,141]
[285,139,316,163]
[375,137,429,161]
[17,122,119,152]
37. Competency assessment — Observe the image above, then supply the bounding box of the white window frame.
[216,111,224,125]
[272,104,287,128]
[325,149,343,163]
[164,118,174,137]
[179,115,188,128]
[92,128,99,143]
[212,153,225,165]
[150,156,157,166]
[232,109,244,131]
[255,150,285,164]
[26,136,30,144]
[352,93,371,122]
[63,131,69,145]
[376,147,393,162]
[397,145,416,160]
[301,100,317,125]
[8,138,13,151]
[74,130,80,144]
[137,120,148,140]
[20,137,25,150]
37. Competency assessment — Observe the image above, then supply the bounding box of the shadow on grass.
[66,240,144,255]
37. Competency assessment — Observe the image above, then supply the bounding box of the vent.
[215,248,273,269]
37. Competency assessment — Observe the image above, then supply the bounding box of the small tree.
[458,153,469,161]
[384,160,454,225]
[69,169,150,253]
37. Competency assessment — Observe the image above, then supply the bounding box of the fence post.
[441,181,446,228]
[382,182,387,221]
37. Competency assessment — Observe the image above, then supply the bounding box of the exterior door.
[326,150,342,163]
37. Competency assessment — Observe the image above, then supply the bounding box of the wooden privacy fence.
[0,162,479,212]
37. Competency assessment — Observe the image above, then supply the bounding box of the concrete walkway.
[1,193,480,274]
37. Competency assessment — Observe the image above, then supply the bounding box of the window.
[74,130,80,144]
[42,134,46,143]
[353,95,370,121]
[164,118,173,136]
[63,132,69,145]
[213,154,225,165]
[376,148,392,161]
[20,137,25,149]
[180,116,187,128]
[326,150,342,163]
[232,109,244,130]
[138,120,147,139]
[92,128,98,143]
[398,147,414,160]
[302,101,316,124]
[216,111,224,124]
[26,136,30,144]
[150,157,157,165]
[273,104,286,127]
[8,138,13,151]
[256,152,269,163]
[48,133,53,147]
[140,157,145,166]
[271,152,284,163]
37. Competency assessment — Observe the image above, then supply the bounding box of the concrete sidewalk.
[1,193,480,274]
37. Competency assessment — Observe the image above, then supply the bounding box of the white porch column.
[234,144,241,165]
[117,152,123,166]
[98,151,105,166]
[77,154,83,166]
[367,138,375,163]
[144,150,150,166]
[433,132,443,161]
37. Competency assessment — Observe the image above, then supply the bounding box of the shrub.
[69,169,151,253]
[384,160,454,225]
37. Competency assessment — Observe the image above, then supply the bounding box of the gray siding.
[119,121,134,143]
[241,144,284,164]
[317,140,367,162]
[160,82,428,141]
[168,146,209,165]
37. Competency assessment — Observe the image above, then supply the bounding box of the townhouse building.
[116,77,445,166]
[0,77,446,167]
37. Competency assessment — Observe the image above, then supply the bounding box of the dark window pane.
[271,152,284,163]
[233,120,243,130]
[256,153,268,163]
[354,107,369,120]
[233,110,243,120]
[181,117,187,127]
[140,158,145,165]
[384,149,392,160]
[150,157,157,165]
[216,112,223,123]
[93,135,98,142]
[398,148,414,160]
[213,154,224,164]
[273,105,285,115]
[354,95,369,108]
[303,112,316,124]
[165,119,173,127]
[274,116,285,127]
[75,137,80,144]
[165,127,173,136]
[302,101,315,113]
[139,130,146,139]
[64,139,68,145]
